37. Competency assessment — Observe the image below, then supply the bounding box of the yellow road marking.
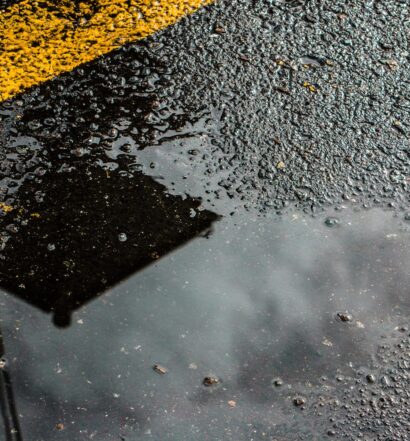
[0,202,14,213]
[0,0,212,102]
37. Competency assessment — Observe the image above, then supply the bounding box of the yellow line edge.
[0,0,213,102]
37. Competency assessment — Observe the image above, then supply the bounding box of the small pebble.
[203,376,219,387]
[293,397,306,407]
[214,25,225,34]
[337,312,353,322]
[153,364,168,375]
[325,217,340,227]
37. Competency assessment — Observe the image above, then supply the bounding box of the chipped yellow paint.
[303,81,317,93]
[0,202,14,213]
[0,0,212,102]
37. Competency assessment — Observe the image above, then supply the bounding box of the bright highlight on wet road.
[0,0,211,102]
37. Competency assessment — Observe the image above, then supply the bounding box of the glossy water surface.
[1,207,410,440]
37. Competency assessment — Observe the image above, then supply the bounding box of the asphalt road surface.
[1,1,410,440]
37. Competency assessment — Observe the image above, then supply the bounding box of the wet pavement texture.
[1,0,410,215]
[1,0,410,440]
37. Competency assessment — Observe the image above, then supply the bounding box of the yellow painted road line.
[0,0,212,102]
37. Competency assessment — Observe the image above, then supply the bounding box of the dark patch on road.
[0,48,218,326]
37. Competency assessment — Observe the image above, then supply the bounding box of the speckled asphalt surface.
[1,1,410,440]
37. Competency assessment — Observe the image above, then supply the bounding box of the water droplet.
[380,375,390,386]
[118,233,127,242]
[366,374,376,384]
[27,120,41,130]
[300,56,323,67]
[6,224,18,234]
[108,128,118,138]
[120,143,133,153]
[325,217,340,227]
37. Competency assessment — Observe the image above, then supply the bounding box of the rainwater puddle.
[1,207,409,440]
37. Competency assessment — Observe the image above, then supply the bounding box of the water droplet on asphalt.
[118,233,127,242]
[325,217,340,227]
[366,374,376,384]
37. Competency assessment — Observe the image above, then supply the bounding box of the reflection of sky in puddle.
[1,207,410,440]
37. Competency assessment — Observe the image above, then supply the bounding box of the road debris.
[203,376,219,387]
[153,364,168,375]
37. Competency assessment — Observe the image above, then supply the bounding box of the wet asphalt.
[1,0,410,440]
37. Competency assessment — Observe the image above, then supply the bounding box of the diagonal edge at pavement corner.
[0,0,213,103]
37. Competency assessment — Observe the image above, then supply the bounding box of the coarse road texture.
[1,0,410,216]
[1,0,410,440]
[0,0,212,101]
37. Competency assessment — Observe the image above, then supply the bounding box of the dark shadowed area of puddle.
[1,207,410,440]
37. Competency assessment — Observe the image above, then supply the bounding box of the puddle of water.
[0,161,218,328]
[1,207,409,440]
